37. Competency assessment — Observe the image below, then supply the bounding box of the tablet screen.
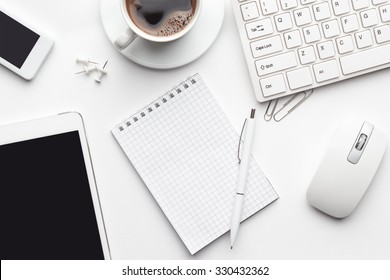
[0,131,105,260]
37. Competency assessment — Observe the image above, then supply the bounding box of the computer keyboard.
[231,0,390,102]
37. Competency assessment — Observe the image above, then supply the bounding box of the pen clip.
[237,118,247,164]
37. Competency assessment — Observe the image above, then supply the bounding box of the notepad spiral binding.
[117,75,198,133]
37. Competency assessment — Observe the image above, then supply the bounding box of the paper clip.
[237,118,247,164]
[273,89,313,122]
[264,99,278,121]
[263,89,313,122]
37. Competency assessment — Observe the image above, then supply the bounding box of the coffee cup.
[115,0,202,50]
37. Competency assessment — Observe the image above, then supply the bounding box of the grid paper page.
[112,74,278,254]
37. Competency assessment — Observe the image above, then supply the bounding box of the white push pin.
[75,64,98,75]
[75,56,98,65]
[94,61,108,83]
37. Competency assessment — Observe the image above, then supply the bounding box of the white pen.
[230,108,256,249]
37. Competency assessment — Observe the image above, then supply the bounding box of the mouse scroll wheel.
[348,121,374,165]
[355,133,368,151]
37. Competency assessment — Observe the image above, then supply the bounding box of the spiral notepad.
[111,74,278,254]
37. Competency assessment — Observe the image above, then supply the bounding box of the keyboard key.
[284,30,303,48]
[245,18,274,39]
[298,46,316,64]
[336,35,355,53]
[241,2,260,21]
[340,44,390,74]
[280,0,298,10]
[255,51,297,76]
[374,25,390,43]
[303,25,322,43]
[317,41,336,59]
[287,67,313,89]
[260,74,287,96]
[313,2,332,21]
[250,35,283,58]
[331,0,350,15]
[294,7,312,26]
[360,9,379,27]
[379,4,390,22]
[373,0,388,5]
[260,0,279,15]
[352,0,370,10]
[341,14,360,33]
[355,30,373,48]
[322,20,341,38]
[313,59,340,82]
[301,0,317,4]
[275,13,293,31]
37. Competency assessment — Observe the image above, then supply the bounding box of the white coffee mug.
[115,0,202,50]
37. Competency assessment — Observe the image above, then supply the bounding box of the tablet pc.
[0,112,111,260]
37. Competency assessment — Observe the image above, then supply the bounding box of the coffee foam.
[156,11,193,37]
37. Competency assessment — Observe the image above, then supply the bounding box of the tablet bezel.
[0,112,111,260]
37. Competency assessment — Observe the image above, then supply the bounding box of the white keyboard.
[231,0,390,102]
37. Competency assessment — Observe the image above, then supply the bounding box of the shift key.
[255,52,297,77]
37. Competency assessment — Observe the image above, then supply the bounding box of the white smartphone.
[0,112,111,260]
[0,6,54,80]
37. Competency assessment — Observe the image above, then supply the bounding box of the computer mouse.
[307,118,387,218]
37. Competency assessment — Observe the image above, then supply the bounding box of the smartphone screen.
[0,10,40,69]
[0,131,105,260]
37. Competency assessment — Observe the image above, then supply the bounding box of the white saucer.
[100,0,225,69]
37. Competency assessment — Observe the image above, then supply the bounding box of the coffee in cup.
[126,0,197,37]
[115,0,202,50]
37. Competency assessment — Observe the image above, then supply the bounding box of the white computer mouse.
[307,118,387,218]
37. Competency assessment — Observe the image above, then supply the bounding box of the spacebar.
[340,44,390,75]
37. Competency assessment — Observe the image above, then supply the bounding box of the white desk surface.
[1,0,389,260]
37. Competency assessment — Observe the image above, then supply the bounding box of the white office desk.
[1,0,389,259]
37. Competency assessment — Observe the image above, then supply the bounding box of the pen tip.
[231,246,233,250]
